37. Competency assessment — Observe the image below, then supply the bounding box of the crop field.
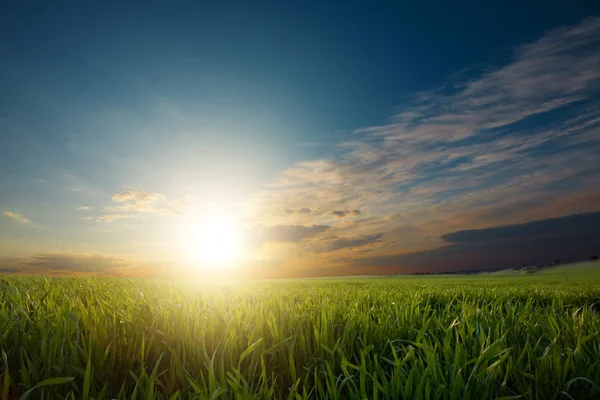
[1,263,599,399]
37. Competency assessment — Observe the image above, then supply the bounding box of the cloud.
[111,189,162,212]
[284,208,313,215]
[92,213,137,223]
[76,206,92,211]
[251,16,600,269]
[321,233,382,252]
[92,188,185,222]
[2,211,30,224]
[0,258,22,273]
[7,253,132,275]
[331,209,361,218]
[441,212,600,245]
[349,212,600,273]
[252,224,330,244]
[0,254,190,278]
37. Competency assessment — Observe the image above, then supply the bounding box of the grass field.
[1,262,599,399]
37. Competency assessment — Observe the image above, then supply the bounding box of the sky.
[1,1,600,277]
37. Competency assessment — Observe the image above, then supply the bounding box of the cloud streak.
[322,233,382,252]
[331,209,361,218]
[348,211,600,273]
[92,213,137,223]
[441,212,600,245]
[285,208,312,215]
[20,253,130,273]
[91,188,184,222]
[0,253,132,276]
[2,211,30,224]
[252,224,330,244]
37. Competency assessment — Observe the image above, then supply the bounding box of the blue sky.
[1,1,600,276]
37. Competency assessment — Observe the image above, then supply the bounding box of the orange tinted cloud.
[2,211,30,224]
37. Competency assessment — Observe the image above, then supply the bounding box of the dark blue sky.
[3,1,598,156]
[1,1,600,275]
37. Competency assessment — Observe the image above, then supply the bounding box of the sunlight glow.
[179,212,242,268]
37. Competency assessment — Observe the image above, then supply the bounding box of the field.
[1,263,600,399]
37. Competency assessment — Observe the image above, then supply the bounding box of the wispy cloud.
[111,189,163,212]
[92,213,138,223]
[252,16,600,267]
[20,252,130,274]
[2,211,30,224]
[285,208,312,215]
[332,209,361,218]
[92,188,184,222]
[0,253,133,276]
[319,233,382,252]
[251,224,330,245]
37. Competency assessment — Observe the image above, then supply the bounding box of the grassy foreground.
[1,263,600,399]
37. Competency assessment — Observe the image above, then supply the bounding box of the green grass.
[1,262,600,399]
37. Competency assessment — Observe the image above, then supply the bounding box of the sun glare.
[196,217,239,264]
[179,212,242,268]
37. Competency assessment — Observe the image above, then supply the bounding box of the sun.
[195,216,239,265]
[179,213,242,268]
